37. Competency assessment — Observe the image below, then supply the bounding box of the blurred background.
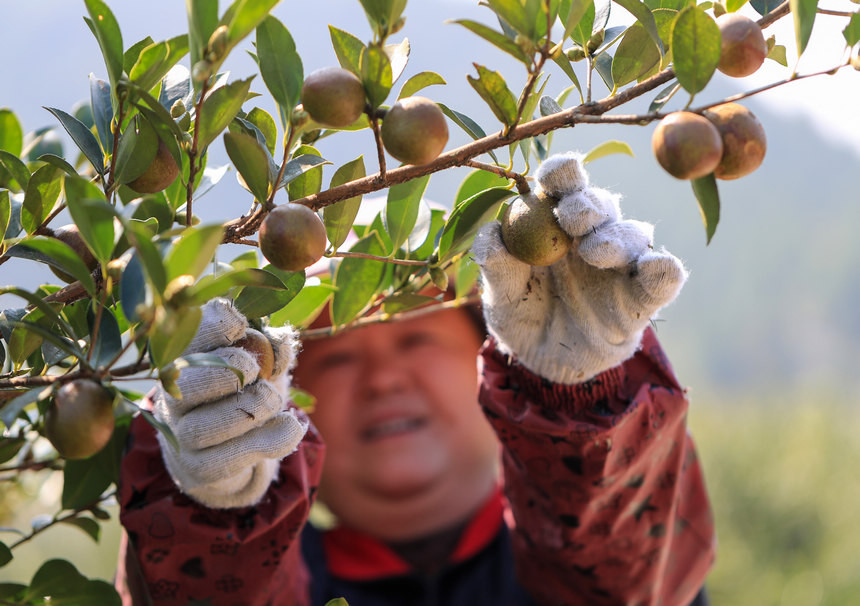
[1,1,859,604]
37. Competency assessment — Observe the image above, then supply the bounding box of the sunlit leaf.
[452,20,531,64]
[360,45,393,108]
[385,175,430,252]
[384,37,410,84]
[288,145,323,200]
[0,150,31,192]
[234,267,305,319]
[269,282,337,329]
[224,131,271,202]
[84,0,123,95]
[257,16,303,113]
[21,165,63,235]
[467,64,518,127]
[330,231,387,326]
[165,224,225,282]
[329,26,366,76]
[613,0,663,54]
[197,76,255,150]
[790,0,818,56]
[439,187,516,262]
[0,109,23,156]
[437,103,499,164]
[325,156,366,250]
[455,169,512,206]
[691,172,720,244]
[671,6,720,95]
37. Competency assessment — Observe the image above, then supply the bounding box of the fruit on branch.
[380,96,449,165]
[45,379,115,460]
[716,13,768,78]
[301,67,367,128]
[500,189,572,266]
[703,102,767,180]
[127,138,180,194]
[259,203,328,272]
[50,224,97,282]
[652,112,724,180]
[234,329,274,381]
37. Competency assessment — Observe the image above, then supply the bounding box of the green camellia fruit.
[652,112,724,180]
[500,189,572,266]
[45,379,115,460]
[301,67,367,128]
[703,102,767,180]
[50,224,97,282]
[259,203,328,272]
[381,96,449,166]
[717,13,768,78]
[127,138,180,194]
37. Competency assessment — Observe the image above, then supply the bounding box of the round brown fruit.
[259,203,327,272]
[652,112,724,180]
[50,224,97,282]
[234,329,275,380]
[500,189,572,266]
[45,379,115,460]
[703,102,767,180]
[380,96,449,166]
[128,138,180,194]
[301,67,366,129]
[717,13,768,78]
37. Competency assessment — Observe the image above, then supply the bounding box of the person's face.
[294,307,499,539]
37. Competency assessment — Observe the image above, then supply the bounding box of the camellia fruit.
[380,96,449,166]
[301,66,367,129]
[704,102,767,180]
[716,13,768,78]
[127,138,180,194]
[652,112,724,180]
[259,203,328,272]
[50,224,97,282]
[234,329,275,381]
[500,189,572,266]
[45,379,115,460]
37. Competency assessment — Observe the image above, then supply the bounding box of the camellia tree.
[0,0,858,602]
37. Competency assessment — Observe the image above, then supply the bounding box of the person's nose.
[359,338,410,397]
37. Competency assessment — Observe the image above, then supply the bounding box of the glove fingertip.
[634,250,688,306]
[535,152,589,196]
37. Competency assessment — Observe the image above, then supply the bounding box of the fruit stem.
[267,126,298,211]
[185,78,211,226]
[370,115,387,181]
[465,160,530,195]
[104,97,126,197]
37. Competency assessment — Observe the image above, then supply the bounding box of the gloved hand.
[152,298,308,509]
[472,152,687,384]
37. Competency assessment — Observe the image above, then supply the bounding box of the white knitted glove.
[472,152,688,384]
[152,298,308,509]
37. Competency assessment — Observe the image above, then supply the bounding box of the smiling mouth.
[362,418,427,441]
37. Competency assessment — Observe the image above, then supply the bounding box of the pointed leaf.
[288,145,323,200]
[5,237,96,295]
[277,154,331,189]
[234,267,305,319]
[649,81,680,112]
[84,0,123,93]
[186,0,219,74]
[0,150,31,191]
[398,71,446,101]
[750,0,784,15]
[21,165,63,235]
[455,170,512,206]
[224,131,270,202]
[149,305,203,368]
[0,109,23,156]
[583,140,634,163]
[257,16,303,111]
[197,76,254,150]
[165,224,225,282]
[691,173,720,244]
[87,303,122,368]
[0,190,9,240]
[331,232,387,326]
[129,35,190,93]
[612,22,662,87]
[385,38,410,84]
[113,115,159,185]
[0,385,54,429]
[329,26,366,76]
[567,0,596,47]
[613,0,663,54]
[269,283,336,328]
[65,177,115,264]
[487,0,534,39]
[325,156,366,250]
[790,0,818,56]
[45,106,103,172]
[439,187,516,261]
[671,6,720,95]
[385,175,430,252]
[452,20,531,64]
[467,64,518,127]
[361,45,393,108]
[437,103,499,163]
[187,267,288,305]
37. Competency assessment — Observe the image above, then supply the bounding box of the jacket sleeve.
[115,407,325,606]
[479,328,715,606]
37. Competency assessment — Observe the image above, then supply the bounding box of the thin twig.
[9,491,116,550]
[105,97,125,195]
[0,458,62,474]
[267,126,298,211]
[465,160,531,194]
[370,116,387,181]
[186,79,211,226]
[327,251,427,266]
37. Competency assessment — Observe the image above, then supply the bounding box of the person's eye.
[399,331,437,350]
[317,350,360,369]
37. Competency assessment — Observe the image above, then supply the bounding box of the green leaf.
[385,175,430,252]
[649,80,680,112]
[0,109,23,156]
[0,288,81,351]
[671,6,721,95]
[691,173,720,244]
[749,0,783,15]
[65,178,115,264]
[187,0,219,74]
[583,140,634,164]
[437,103,499,164]
[149,305,203,368]
[0,385,54,429]
[382,293,438,314]
[0,435,27,465]
[197,76,254,150]
[452,20,530,64]
[84,0,124,94]
[358,0,408,34]
[613,0,663,54]
[124,36,155,74]
[37,153,79,177]
[234,267,305,319]
[487,0,534,39]
[113,114,159,185]
[329,26,366,76]
[129,35,190,93]
[269,282,337,328]
[467,64,518,127]
[165,224,225,282]
[361,45,393,108]
[562,0,596,42]
[123,219,167,293]
[385,38,410,84]
[187,267,286,304]
[257,16,303,112]
[766,43,788,66]
[61,516,101,543]
[246,107,278,156]
[325,156,366,250]
[324,599,349,606]
[612,23,663,87]
[0,150,31,191]
[119,252,147,324]
[288,145,323,200]
[397,71,446,100]
[439,187,516,262]
[455,170,512,206]
[224,131,271,202]
[87,303,122,368]
[277,153,331,190]
[331,232,387,326]
[222,0,282,62]
[21,165,63,235]
[842,11,860,46]
[5,237,96,295]
[790,0,818,56]
[594,51,614,90]
[60,422,130,510]
[0,190,9,240]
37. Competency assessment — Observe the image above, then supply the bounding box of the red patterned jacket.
[116,329,715,605]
